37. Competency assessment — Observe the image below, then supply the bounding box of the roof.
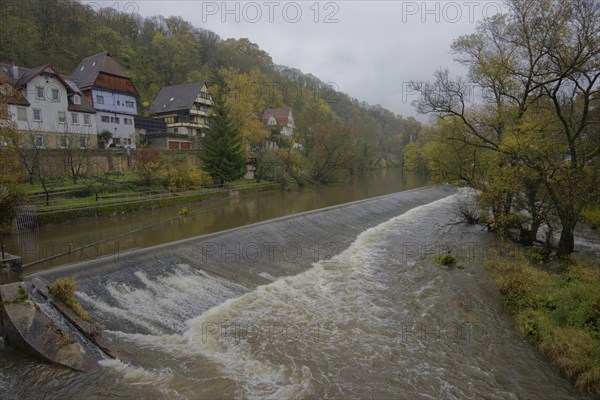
[0,64,29,106]
[149,82,207,115]
[0,63,75,107]
[262,108,293,126]
[60,74,95,113]
[71,52,131,91]
[67,92,96,113]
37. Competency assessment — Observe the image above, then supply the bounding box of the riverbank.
[17,187,589,400]
[486,250,600,396]
[32,181,281,226]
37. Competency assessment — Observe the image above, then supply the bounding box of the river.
[8,169,426,271]
[0,170,595,399]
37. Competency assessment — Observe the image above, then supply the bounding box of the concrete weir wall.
[31,185,457,288]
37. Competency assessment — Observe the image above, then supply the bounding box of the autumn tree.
[0,89,23,258]
[219,67,274,147]
[412,0,600,255]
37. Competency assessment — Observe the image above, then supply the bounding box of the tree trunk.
[557,219,576,256]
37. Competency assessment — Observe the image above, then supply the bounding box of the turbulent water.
[1,189,593,399]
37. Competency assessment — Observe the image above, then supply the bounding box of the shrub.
[434,253,456,267]
[49,278,89,320]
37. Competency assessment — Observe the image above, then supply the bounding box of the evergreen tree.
[201,91,246,184]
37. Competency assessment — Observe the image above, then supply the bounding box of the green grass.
[486,252,600,395]
[581,204,600,229]
[35,182,281,225]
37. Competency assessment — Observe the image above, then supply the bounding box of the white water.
[60,190,591,399]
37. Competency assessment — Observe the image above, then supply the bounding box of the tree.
[61,133,92,184]
[201,91,246,184]
[98,130,112,149]
[0,90,23,259]
[135,147,163,185]
[412,0,600,255]
[219,67,273,147]
[308,119,358,183]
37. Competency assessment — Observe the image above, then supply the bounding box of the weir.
[30,185,456,288]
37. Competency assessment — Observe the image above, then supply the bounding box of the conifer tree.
[201,91,246,184]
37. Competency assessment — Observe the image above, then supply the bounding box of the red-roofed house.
[262,108,294,136]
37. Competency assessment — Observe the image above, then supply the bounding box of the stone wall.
[19,148,202,177]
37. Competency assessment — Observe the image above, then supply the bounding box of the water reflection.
[8,169,428,271]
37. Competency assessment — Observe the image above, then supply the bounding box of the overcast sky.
[88,1,508,121]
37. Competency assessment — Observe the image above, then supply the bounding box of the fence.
[15,205,38,232]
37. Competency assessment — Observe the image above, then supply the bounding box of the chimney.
[10,61,19,80]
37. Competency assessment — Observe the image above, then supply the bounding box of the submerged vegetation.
[487,251,600,395]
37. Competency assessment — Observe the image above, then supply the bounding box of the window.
[71,113,79,124]
[17,107,27,121]
[51,88,59,101]
[60,136,68,148]
[58,111,66,124]
[110,117,120,124]
[36,86,44,99]
[100,115,110,123]
[115,137,121,145]
[33,109,42,121]
[124,118,133,125]
[34,135,43,148]
[84,115,91,125]
[125,100,134,108]
[79,137,87,149]
[174,128,178,133]
[73,95,81,105]
[96,95,104,104]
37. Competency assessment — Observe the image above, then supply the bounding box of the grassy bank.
[582,205,600,229]
[486,251,600,395]
[35,182,281,225]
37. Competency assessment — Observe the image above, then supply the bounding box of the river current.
[1,187,592,399]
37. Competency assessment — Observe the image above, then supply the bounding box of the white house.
[0,63,98,149]
[262,108,295,136]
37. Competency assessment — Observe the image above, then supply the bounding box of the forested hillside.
[1,0,420,176]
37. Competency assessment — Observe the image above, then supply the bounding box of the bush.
[49,278,89,320]
[164,161,212,190]
[434,253,456,267]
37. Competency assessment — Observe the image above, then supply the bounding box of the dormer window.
[73,95,81,105]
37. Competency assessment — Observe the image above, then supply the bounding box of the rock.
[31,278,130,362]
[0,282,101,373]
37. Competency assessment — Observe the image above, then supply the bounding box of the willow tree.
[411,0,600,255]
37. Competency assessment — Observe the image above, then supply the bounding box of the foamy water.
[77,192,588,399]
[3,188,592,400]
